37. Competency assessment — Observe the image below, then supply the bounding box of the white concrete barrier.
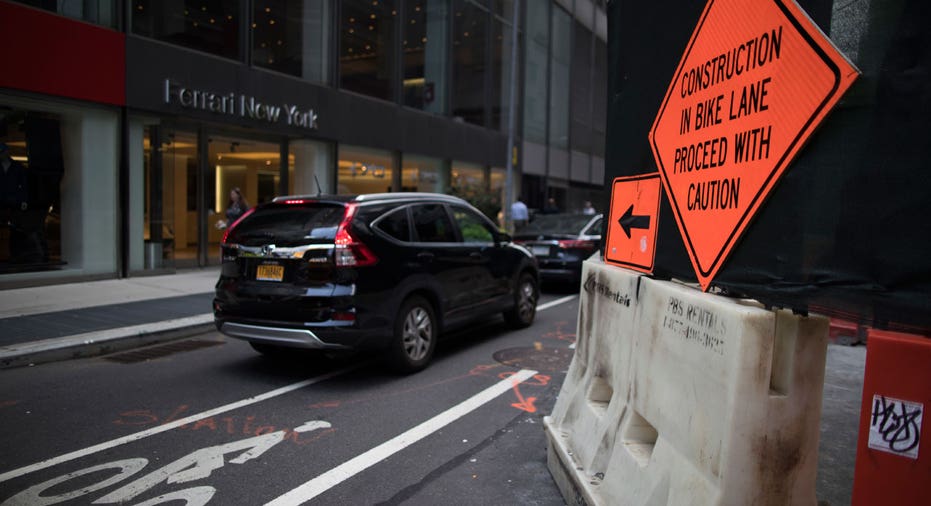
[545,258,829,505]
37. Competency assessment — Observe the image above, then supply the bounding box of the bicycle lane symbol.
[1,420,332,506]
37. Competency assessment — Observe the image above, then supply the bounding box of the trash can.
[144,240,163,269]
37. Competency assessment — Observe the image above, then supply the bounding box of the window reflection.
[11,0,116,27]
[253,0,330,82]
[403,0,448,113]
[452,0,487,126]
[340,0,397,100]
[338,145,395,195]
[402,154,443,192]
[132,0,242,60]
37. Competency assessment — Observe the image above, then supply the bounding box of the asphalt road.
[0,291,579,505]
[0,286,866,505]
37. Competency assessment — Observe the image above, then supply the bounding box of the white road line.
[266,368,539,506]
[0,365,362,484]
[538,294,578,311]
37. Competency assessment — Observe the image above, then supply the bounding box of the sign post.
[648,0,859,290]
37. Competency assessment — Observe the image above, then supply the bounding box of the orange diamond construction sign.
[648,0,859,291]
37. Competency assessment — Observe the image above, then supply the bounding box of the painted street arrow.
[619,204,651,239]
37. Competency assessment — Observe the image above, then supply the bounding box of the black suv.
[213,193,539,372]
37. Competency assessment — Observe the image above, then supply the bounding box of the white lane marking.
[538,294,577,312]
[0,365,362,484]
[266,368,539,506]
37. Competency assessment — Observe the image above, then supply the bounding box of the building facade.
[0,0,606,287]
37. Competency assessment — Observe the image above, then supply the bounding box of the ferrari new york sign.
[649,0,858,290]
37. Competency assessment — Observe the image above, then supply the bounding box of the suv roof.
[272,192,467,205]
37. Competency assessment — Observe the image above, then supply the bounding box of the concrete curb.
[0,314,215,369]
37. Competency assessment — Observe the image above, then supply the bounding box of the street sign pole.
[504,0,520,233]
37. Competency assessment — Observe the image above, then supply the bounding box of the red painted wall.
[0,1,125,106]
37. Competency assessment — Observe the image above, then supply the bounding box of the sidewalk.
[0,268,220,369]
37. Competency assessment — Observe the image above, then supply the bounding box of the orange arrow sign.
[604,174,662,274]
[648,0,859,290]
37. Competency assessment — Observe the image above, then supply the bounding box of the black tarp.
[606,0,931,335]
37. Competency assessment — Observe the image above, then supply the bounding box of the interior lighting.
[269,19,275,24]
[370,13,376,19]
[209,18,215,23]
[265,7,271,12]
[349,28,355,33]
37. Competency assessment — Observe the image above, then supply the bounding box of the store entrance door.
[205,135,283,265]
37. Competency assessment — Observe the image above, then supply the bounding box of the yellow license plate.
[256,264,284,282]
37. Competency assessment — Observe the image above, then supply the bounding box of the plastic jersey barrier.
[545,257,829,505]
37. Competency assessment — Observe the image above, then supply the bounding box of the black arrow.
[618,204,651,239]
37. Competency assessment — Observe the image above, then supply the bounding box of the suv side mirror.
[496,232,512,245]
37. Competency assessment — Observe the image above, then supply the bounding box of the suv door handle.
[417,252,435,262]
[469,252,483,259]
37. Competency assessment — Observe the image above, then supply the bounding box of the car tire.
[388,296,437,373]
[504,272,538,328]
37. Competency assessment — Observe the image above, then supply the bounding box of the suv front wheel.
[388,296,437,373]
[504,272,538,328]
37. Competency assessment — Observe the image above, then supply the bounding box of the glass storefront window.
[253,0,331,82]
[132,0,242,61]
[451,161,499,221]
[452,0,487,126]
[11,0,116,27]
[402,154,443,192]
[338,145,395,195]
[340,0,397,100]
[0,110,64,273]
[207,135,282,264]
[402,0,448,114]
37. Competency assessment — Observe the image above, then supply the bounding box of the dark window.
[11,0,116,27]
[376,207,412,242]
[340,0,397,100]
[451,206,494,243]
[452,0,487,126]
[132,0,242,60]
[253,0,330,82]
[412,204,456,243]
[402,0,448,113]
[226,204,344,246]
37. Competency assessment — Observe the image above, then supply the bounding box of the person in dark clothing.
[0,141,33,263]
[542,197,560,214]
[0,142,27,212]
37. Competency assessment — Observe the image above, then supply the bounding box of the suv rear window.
[225,204,345,246]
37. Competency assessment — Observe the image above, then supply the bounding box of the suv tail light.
[557,239,597,250]
[221,207,256,245]
[334,203,378,267]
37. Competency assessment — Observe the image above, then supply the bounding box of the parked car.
[513,213,603,285]
[213,193,539,373]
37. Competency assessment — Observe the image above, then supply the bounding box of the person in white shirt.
[511,198,529,231]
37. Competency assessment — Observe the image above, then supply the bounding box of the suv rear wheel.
[503,272,538,328]
[388,296,437,373]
